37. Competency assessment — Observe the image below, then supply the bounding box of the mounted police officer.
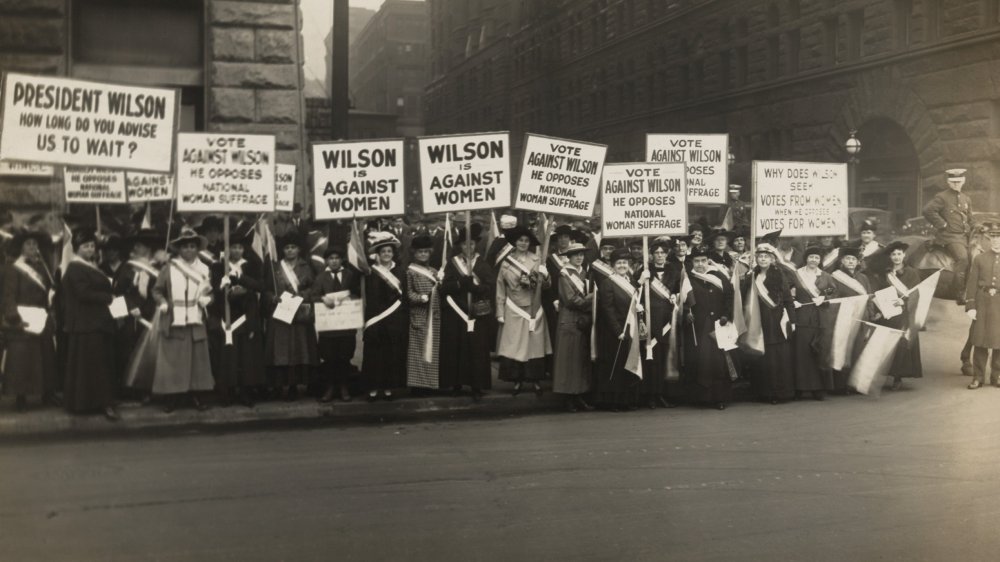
[923,168,974,304]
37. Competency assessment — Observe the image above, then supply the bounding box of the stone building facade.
[426,0,1000,226]
[0,0,308,209]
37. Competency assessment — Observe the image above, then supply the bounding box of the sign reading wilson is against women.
[646,134,728,205]
[0,73,178,172]
[312,139,405,220]
[126,172,173,203]
[753,160,849,237]
[176,133,275,213]
[418,132,511,214]
[601,162,688,238]
[514,134,607,217]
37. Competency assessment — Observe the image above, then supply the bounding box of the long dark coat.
[870,265,923,379]
[552,266,592,395]
[790,267,839,392]
[264,259,319,372]
[439,256,494,391]
[362,263,408,389]
[61,259,117,412]
[966,249,1000,349]
[751,267,797,400]
[211,258,267,388]
[113,260,158,386]
[683,270,733,404]
[640,264,675,396]
[595,274,639,405]
[2,260,57,396]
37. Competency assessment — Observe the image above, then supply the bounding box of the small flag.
[740,274,766,356]
[720,206,734,231]
[140,204,152,230]
[623,291,643,379]
[59,223,73,278]
[348,218,370,274]
[731,265,746,335]
[829,294,869,370]
[848,322,904,397]
[910,269,941,331]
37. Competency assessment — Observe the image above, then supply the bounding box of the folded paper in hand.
[715,320,739,351]
[109,296,130,319]
[873,286,903,320]
[272,291,304,324]
[17,306,47,335]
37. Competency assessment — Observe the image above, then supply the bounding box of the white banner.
[0,73,178,172]
[175,133,275,213]
[314,298,364,332]
[312,139,405,220]
[126,172,173,202]
[65,167,127,204]
[646,134,728,204]
[600,162,688,238]
[275,163,295,212]
[0,161,54,176]
[753,160,849,237]
[514,133,607,217]
[418,132,511,214]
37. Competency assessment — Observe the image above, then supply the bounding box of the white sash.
[408,263,438,284]
[71,255,108,279]
[372,263,402,295]
[494,243,513,266]
[503,253,535,276]
[171,258,207,286]
[607,273,637,300]
[650,277,672,302]
[127,259,159,279]
[754,272,779,309]
[223,315,247,345]
[506,298,544,332]
[562,266,586,296]
[226,258,247,279]
[452,254,480,283]
[887,270,910,296]
[590,259,613,278]
[14,258,47,293]
[279,260,301,294]
[861,241,881,258]
[691,270,724,291]
[198,249,218,264]
[832,269,867,296]
[822,248,840,269]
[795,267,821,299]
[169,259,206,326]
[364,299,402,330]
[446,295,476,332]
[310,235,328,254]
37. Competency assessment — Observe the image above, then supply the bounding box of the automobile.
[899,212,1000,237]
[848,207,895,243]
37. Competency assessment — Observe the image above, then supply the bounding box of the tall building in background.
[349,0,430,137]
[426,0,1000,222]
[305,6,376,98]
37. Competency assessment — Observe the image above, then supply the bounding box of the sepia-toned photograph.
[1,0,999,560]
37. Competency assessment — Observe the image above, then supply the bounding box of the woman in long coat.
[496,226,551,395]
[684,248,734,409]
[791,246,840,399]
[830,246,874,392]
[151,226,216,412]
[869,241,923,390]
[640,239,677,408]
[405,234,440,390]
[362,231,408,401]
[552,242,593,411]
[2,231,58,411]
[595,247,644,410]
[748,243,797,404]
[61,228,119,420]
[439,224,494,399]
[264,232,319,400]
[115,228,161,398]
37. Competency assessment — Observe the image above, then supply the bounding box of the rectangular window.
[823,16,838,65]
[73,0,203,68]
[894,0,912,47]
[847,9,864,60]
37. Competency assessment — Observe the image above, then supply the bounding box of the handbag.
[575,314,592,332]
[470,298,492,318]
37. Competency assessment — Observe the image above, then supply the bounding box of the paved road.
[2,301,999,561]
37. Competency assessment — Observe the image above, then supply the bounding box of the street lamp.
[845,129,862,207]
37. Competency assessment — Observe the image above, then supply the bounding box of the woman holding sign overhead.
[362,232,408,401]
[264,232,319,401]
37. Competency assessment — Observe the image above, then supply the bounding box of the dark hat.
[689,247,711,259]
[858,219,878,233]
[8,229,50,258]
[323,245,347,259]
[757,229,782,246]
[981,221,1000,235]
[708,230,734,245]
[551,224,588,244]
[101,234,126,254]
[688,223,705,235]
[71,227,98,251]
[230,224,255,247]
[803,246,826,260]
[454,222,483,245]
[884,240,910,254]
[127,228,163,250]
[411,234,434,251]
[838,246,862,259]
[293,202,304,213]
[733,225,750,240]
[196,215,224,234]
[170,226,207,249]
[276,232,305,251]
[626,237,644,248]
[598,237,619,249]
[610,248,632,263]
[503,226,540,248]
[649,239,672,254]
[559,242,587,257]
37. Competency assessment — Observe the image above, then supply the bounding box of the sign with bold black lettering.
[312,139,405,220]
[65,167,127,204]
[514,133,607,217]
[275,163,295,212]
[175,133,275,213]
[646,133,728,205]
[418,132,511,214]
[0,73,178,172]
[126,172,173,203]
[600,162,688,238]
[753,161,849,236]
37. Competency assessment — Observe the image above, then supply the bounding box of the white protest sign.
[126,172,173,202]
[0,73,178,172]
[312,139,405,220]
[0,161,53,176]
[175,133,275,213]
[646,134,728,204]
[514,134,607,217]
[275,163,295,212]
[752,161,849,237]
[64,167,127,204]
[314,298,364,331]
[600,162,687,238]
[418,132,511,214]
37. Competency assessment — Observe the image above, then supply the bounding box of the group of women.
[0,212,925,419]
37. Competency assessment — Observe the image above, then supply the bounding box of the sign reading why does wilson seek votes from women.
[312,139,405,220]
[601,162,688,238]
[418,132,511,214]
[0,73,178,173]
[65,167,127,204]
[274,163,296,213]
[753,161,849,237]
[175,133,275,213]
[126,172,173,203]
[646,134,728,205]
[514,134,607,218]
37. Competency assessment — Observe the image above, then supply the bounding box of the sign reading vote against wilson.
[514,134,607,217]
[274,163,295,212]
[126,172,173,203]
[646,134,728,205]
[0,73,178,172]
[601,162,688,238]
[65,167,127,204]
[176,133,275,213]
[312,139,405,220]
[753,161,849,237]
[418,132,510,214]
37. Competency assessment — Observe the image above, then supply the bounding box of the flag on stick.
[739,274,766,355]
[59,223,73,278]
[731,265,746,336]
[829,294,869,370]
[848,321,904,397]
[622,291,643,379]
[910,269,941,331]
[348,218,370,274]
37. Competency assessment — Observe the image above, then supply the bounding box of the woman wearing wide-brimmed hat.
[148,226,215,412]
[362,231,408,401]
[551,242,594,411]
[61,227,120,420]
[2,229,58,411]
[264,231,319,401]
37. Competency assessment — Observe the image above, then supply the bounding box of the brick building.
[425,0,1000,226]
[0,0,308,208]
[349,0,430,138]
